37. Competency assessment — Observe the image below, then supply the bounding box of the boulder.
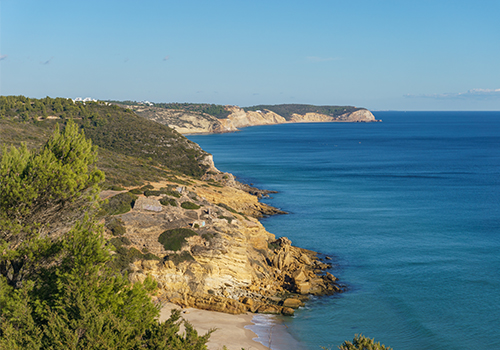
[282,298,303,309]
[257,304,281,314]
[281,307,295,316]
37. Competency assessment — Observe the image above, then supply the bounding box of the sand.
[159,303,269,350]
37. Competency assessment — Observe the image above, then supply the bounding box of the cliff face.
[106,176,344,316]
[131,104,378,135]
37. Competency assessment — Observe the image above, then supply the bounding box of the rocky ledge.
[104,174,345,316]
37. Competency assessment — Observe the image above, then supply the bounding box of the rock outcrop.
[105,176,345,316]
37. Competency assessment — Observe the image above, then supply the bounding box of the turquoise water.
[188,112,500,350]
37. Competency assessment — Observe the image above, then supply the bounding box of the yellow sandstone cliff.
[128,104,378,135]
[105,175,344,316]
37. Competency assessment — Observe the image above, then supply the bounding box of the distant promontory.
[112,102,380,134]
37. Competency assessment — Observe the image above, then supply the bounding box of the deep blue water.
[187,111,500,350]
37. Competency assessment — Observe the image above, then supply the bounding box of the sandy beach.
[159,303,269,350]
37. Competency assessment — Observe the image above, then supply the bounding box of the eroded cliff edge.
[103,173,345,316]
[128,104,380,134]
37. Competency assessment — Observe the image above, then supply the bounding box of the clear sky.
[1,0,499,110]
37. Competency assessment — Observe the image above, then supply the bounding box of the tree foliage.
[0,121,212,349]
[335,334,393,350]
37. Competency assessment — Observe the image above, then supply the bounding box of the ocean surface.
[187,111,500,350]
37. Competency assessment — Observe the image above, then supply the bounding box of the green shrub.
[217,203,237,214]
[160,197,178,207]
[202,232,217,242]
[100,192,137,215]
[181,201,201,210]
[144,190,163,197]
[164,190,182,198]
[158,228,197,251]
[140,184,154,191]
[218,215,233,224]
[109,236,132,247]
[129,188,143,195]
[163,251,195,264]
[110,185,125,191]
[109,238,160,272]
[268,241,280,251]
[334,334,393,350]
[106,217,127,236]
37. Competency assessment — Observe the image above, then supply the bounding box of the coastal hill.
[0,95,344,317]
[112,101,379,134]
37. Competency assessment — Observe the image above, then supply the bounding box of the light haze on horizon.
[1,0,499,111]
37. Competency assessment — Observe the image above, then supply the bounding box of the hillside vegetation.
[0,96,211,187]
[0,121,211,349]
[244,104,362,120]
[110,100,365,122]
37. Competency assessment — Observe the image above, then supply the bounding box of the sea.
[187,111,500,350]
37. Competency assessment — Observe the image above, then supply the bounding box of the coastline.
[159,303,305,350]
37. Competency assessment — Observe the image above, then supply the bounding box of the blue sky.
[1,0,499,110]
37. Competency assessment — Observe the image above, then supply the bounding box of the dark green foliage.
[201,232,216,242]
[140,184,155,191]
[334,335,392,350]
[268,241,280,251]
[217,202,238,214]
[100,192,137,215]
[0,120,104,287]
[106,217,127,236]
[160,197,178,207]
[218,215,233,224]
[181,201,201,210]
[109,236,132,247]
[244,104,362,121]
[128,188,143,195]
[144,190,164,197]
[153,102,231,119]
[163,190,182,198]
[158,228,197,251]
[109,185,125,191]
[163,251,195,265]
[109,241,160,272]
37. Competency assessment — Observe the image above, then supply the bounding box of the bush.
[129,188,143,195]
[160,197,178,207]
[109,237,160,272]
[106,217,127,236]
[164,190,182,198]
[163,251,195,264]
[144,190,163,197]
[158,228,197,251]
[335,334,392,350]
[217,203,238,214]
[100,192,137,215]
[181,201,201,210]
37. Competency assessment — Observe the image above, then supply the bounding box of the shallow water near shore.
[188,111,500,350]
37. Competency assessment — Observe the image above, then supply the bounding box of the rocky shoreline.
[104,170,345,317]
